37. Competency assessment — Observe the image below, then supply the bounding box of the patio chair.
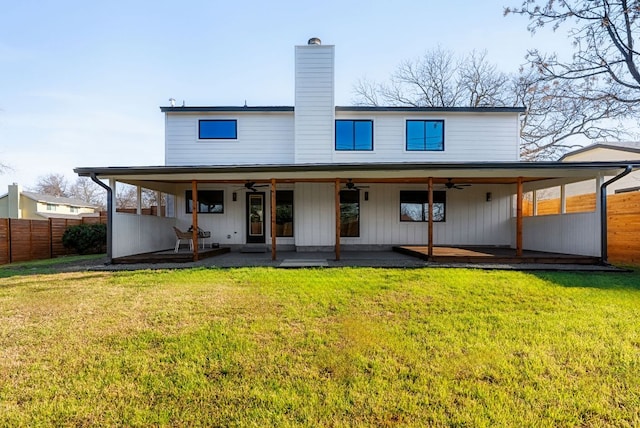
[189,225,212,249]
[173,227,194,253]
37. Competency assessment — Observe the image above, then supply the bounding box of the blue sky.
[0,0,568,192]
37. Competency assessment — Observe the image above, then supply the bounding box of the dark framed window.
[199,120,237,139]
[276,190,294,237]
[335,120,373,151]
[340,190,360,237]
[400,190,446,222]
[186,190,224,213]
[406,120,444,151]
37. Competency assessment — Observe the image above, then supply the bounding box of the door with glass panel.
[246,193,265,244]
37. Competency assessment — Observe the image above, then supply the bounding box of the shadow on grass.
[0,255,107,279]
[528,267,640,290]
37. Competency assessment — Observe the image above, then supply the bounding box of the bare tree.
[353,47,631,159]
[33,173,69,197]
[505,1,640,105]
[115,184,137,209]
[69,177,106,210]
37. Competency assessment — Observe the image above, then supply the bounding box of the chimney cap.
[307,37,321,45]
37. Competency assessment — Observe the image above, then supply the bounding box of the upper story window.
[335,120,373,151]
[46,204,56,211]
[199,120,237,139]
[406,120,444,151]
[70,206,79,213]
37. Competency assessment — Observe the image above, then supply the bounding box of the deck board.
[394,246,600,264]
[112,247,230,264]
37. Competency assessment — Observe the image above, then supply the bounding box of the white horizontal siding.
[331,111,520,163]
[294,44,334,164]
[165,113,294,166]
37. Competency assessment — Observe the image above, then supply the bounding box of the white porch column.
[560,184,567,214]
[156,191,162,217]
[109,179,117,217]
[136,186,142,215]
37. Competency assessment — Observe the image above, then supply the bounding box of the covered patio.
[75,161,634,266]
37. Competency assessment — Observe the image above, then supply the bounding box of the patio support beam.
[560,185,566,214]
[271,178,277,261]
[191,180,199,262]
[428,177,433,259]
[335,178,341,261]
[516,176,523,257]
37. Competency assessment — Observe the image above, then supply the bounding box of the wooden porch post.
[335,178,341,261]
[516,177,523,257]
[428,177,434,259]
[271,178,277,261]
[191,180,199,262]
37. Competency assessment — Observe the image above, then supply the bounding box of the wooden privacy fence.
[524,192,640,265]
[0,215,106,265]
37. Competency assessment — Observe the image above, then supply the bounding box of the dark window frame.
[399,190,446,222]
[405,119,445,151]
[340,190,360,237]
[275,190,294,237]
[335,119,374,151]
[198,119,237,140]
[185,190,224,214]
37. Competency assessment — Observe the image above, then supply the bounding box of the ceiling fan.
[442,178,471,190]
[343,179,370,191]
[235,181,269,192]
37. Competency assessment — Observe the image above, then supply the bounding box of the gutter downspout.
[600,165,634,265]
[90,173,112,263]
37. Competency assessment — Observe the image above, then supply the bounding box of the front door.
[246,192,266,243]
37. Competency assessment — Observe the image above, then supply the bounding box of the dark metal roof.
[75,161,636,177]
[159,106,526,114]
[335,106,526,113]
[160,106,294,113]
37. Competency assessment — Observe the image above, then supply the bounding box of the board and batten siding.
[293,183,513,248]
[522,212,600,256]
[331,111,520,163]
[294,44,335,164]
[112,213,176,258]
[164,112,294,166]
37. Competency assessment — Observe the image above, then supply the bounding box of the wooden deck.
[112,247,230,264]
[393,246,600,264]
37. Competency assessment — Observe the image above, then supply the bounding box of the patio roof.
[75,161,635,187]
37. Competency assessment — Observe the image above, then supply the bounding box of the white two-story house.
[75,38,634,264]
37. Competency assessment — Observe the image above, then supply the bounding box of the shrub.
[62,223,107,254]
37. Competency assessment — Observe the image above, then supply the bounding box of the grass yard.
[0,265,639,426]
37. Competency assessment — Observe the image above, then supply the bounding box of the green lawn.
[1,266,639,426]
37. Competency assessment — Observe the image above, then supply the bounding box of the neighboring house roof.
[35,212,98,220]
[21,191,97,209]
[159,106,527,113]
[559,142,640,161]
